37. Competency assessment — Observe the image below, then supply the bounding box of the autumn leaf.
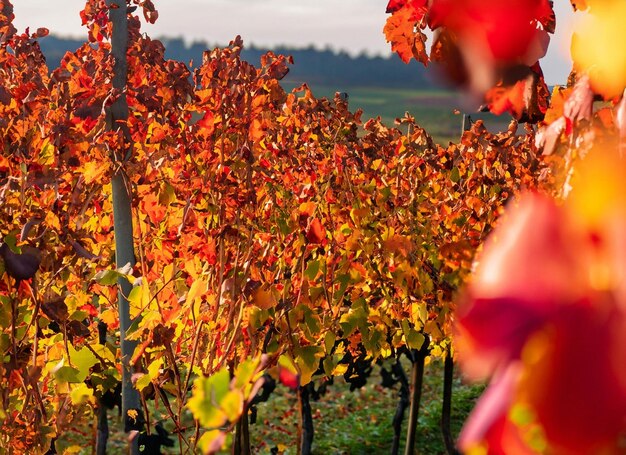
[188,369,231,428]
[543,85,571,125]
[306,217,326,244]
[82,160,110,184]
[386,0,428,22]
[484,65,549,122]
[251,286,277,310]
[34,27,49,38]
[277,355,299,390]
[195,111,215,138]
[140,0,159,24]
[384,5,429,65]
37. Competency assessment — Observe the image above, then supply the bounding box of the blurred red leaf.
[278,367,299,390]
[429,0,553,63]
[457,153,626,452]
[386,0,428,20]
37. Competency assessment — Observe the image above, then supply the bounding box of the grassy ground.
[280,82,512,145]
[250,360,485,455]
[67,359,484,454]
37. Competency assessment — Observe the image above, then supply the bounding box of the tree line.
[38,34,435,89]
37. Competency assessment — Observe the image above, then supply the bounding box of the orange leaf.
[195,111,215,139]
[384,6,429,65]
[484,67,549,122]
[251,286,277,310]
[298,202,316,217]
[543,86,571,125]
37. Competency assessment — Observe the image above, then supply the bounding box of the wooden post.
[106,1,143,453]
[441,347,459,455]
[404,349,426,455]
[461,114,472,135]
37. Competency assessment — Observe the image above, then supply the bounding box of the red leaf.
[195,111,215,139]
[455,193,580,379]
[519,302,626,454]
[35,27,49,38]
[278,367,299,390]
[306,218,326,244]
[386,0,428,20]
[458,363,530,454]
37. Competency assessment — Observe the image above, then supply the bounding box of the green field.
[250,359,484,455]
[72,360,482,454]
[281,82,512,145]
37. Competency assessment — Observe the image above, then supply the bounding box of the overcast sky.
[13,0,576,84]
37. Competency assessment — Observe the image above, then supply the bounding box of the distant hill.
[37,35,435,90]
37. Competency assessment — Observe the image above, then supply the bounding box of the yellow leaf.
[69,383,94,405]
[127,409,139,424]
[332,363,348,376]
[82,160,110,184]
[197,430,226,454]
[185,278,206,310]
[572,2,626,98]
[45,211,61,231]
[99,309,118,327]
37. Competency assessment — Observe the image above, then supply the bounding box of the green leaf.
[197,430,227,454]
[159,182,177,206]
[93,269,123,286]
[70,382,94,405]
[233,358,259,389]
[294,345,324,385]
[406,329,425,351]
[334,273,351,302]
[93,263,133,286]
[2,233,18,252]
[308,286,324,302]
[128,286,143,307]
[220,390,243,422]
[303,310,320,338]
[68,345,99,382]
[0,296,10,328]
[339,298,368,337]
[450,166,461,183]
[304,260,320,280]
[135,374,151,392]
[277,215,291,236]
[54,366,81,384]
[188,368,231,428]
[324,332,335,354]
[323,357,336,376]
[136,358,163,392]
